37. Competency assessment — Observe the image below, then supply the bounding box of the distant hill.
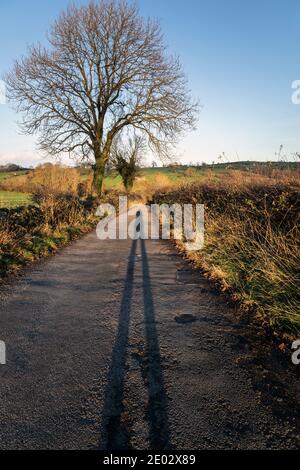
[200,160,299,170]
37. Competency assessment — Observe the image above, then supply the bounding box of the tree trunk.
[93,151,107,197]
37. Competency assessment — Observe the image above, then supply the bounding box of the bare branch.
[5,0,199,194]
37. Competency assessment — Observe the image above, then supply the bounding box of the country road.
[0,229,299,450]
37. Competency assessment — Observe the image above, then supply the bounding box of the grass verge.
[0,193,98,279]
[153,179,300,339]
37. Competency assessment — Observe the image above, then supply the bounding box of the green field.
[0,172,13,182]
[0,170,27,182]
[0,170,30,207]
[103,166,207,190]
[0,191,32,208]
[0,162,298,206]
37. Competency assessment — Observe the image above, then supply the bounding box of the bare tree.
[5,0,198,196]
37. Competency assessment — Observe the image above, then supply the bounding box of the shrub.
[153,179,300,336]
[184,167,197,178]
[0,193,98,278]
[0,164,81,195]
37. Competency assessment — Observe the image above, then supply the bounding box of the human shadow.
[99,239,137,450]
[140,238,170,449]
[99,237,170,450]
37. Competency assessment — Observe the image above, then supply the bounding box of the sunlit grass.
[0,191,32,208]
[153,175,300,337]
[0,171,27,182]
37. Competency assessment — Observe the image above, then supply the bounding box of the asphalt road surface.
[0,230,299,449]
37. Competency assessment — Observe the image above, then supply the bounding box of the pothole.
[175,314,197,324]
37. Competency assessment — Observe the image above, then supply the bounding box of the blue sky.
[0,0,300,166]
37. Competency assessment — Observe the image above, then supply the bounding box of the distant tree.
[0,163,26,172]
[5,0,198,196]
[111,135,144,192]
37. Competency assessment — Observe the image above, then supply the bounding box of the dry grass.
[0,164,81,195]
[101,171,177,206]
[132,172,176,201]
[0,193,97,278]
[153,169,300,337]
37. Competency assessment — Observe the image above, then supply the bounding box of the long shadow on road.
[141,239,170,449]
[99,240,137,450]
[99,238,170,450]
